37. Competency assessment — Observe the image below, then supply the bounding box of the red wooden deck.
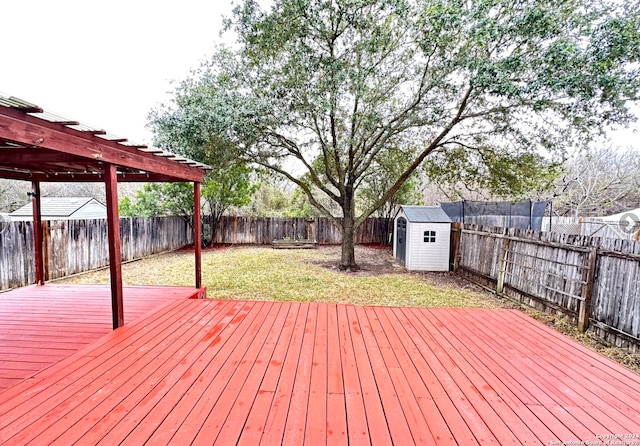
[1,299,639,445]
[0,284,203,392]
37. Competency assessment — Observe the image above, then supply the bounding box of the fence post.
[578,246,598,332]
[496,233,511,294]
[450,222,462,272]
[306,218,315,241]
[43,220,50,281]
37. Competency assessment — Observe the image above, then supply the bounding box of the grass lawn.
[60,245,507,308]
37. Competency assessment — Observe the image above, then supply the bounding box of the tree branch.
[253,159,341,227]
[356,85,474,227]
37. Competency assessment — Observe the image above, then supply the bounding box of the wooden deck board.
[1,299,640,445]
[0,284,202,393]
[337,304,372,446]
[236,302,302,445]
[0,300,198,443]
[389,307,478,444]
[260,303,309,445]
[281,302,318,445]
[94,300,244,446]
[346,305,393,446]
[457,309,626,435]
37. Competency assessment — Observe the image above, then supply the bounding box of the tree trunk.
[339,190,359,271]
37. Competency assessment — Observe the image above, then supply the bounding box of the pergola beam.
[0,170,192,183]
[0,98,209,330]
[0,106,204,183]
[0,148,92,164]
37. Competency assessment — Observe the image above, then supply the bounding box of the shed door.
[396,217,407,265]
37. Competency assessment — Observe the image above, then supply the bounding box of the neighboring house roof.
[10,197,105,218]
[593,207,640,222]
[398,205,453,223]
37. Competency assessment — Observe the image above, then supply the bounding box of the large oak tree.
[150,0,639,269]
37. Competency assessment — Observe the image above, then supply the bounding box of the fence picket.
[0,216,391,291]
[457,224,640,352]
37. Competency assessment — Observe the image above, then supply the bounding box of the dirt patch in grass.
[58,244,639,374]
[307,245,403,275]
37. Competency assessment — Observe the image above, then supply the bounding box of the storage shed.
[393,205,452,271]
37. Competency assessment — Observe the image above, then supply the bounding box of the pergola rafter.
[0,95,210,329]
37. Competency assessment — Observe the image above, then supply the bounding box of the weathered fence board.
[208,216,390,245]
[0,221,35,290]
[457,224,640,352]
[542,216,639,240]
[0,216,193,290]
[1,216,390,291]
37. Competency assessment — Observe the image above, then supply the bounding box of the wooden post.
[578,246,598,332]
[450,222,462,272]
[194,182,202,289]
[233,216,238,244]
[496,236,511,294]
[105,164,124,329]
[43,220,50,281]
[31,181,45,285]
[306,218,317,242]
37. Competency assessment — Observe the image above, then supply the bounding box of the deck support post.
[31,181,45,285]
[105,164,124,329]
[194,182,202,289]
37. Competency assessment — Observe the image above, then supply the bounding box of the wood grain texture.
[459,224,640,352]
[0,216,193,290]
[1,299,639,445]
[0,284,202,392]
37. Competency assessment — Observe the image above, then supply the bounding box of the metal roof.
[10,197,104,217]
[593,207,640,222]
[0,93,212,182]
[399,205,453,223]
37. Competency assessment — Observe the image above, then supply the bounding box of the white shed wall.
[405,222,450,271]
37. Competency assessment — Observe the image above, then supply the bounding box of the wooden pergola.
[0,95,210,329]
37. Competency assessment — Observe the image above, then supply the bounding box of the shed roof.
[399,205,453,223]
[10,197,104,218]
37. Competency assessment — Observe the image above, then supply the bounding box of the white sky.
[1,0,236,145]
[1,0,638,151]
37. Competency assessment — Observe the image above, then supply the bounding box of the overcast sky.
[1,0,235,145]
[1,1,638,151]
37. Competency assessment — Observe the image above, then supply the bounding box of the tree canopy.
[550,146,640,217]
[119,183,194,219]
[150,0,640,269]
[119,164,256,245]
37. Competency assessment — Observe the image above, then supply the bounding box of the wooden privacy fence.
[208,216,391,245]
[1,216,390,290]
[453,223,640,352]
[0,216,192,290]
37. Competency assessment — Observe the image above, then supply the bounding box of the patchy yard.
[59,244,640,374]
[61,245,506,308]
